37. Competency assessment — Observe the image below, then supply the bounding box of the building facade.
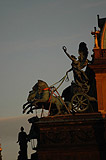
[90,15,106,116]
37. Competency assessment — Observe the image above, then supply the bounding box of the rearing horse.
[23,80,70,115]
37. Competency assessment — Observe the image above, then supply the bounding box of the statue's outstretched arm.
[62,46,73,60]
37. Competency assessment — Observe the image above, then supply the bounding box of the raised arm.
[62,46,77,63]
[62,46,73,60]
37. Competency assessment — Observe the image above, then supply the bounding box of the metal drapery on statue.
[23,42,98,116]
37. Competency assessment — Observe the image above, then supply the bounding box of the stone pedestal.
[35,113,106,160]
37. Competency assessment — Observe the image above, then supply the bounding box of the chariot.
[62,79,96,113]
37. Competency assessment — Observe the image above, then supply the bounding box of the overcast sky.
[0,0,106,159]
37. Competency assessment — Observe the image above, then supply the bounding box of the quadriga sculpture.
[23,42,98,115]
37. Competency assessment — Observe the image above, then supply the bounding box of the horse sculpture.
[23,80,71,115]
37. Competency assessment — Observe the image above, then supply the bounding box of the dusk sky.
[0,0,106,159]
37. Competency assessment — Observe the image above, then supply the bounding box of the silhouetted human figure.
[62,42,98,112]
[17,127,28,160]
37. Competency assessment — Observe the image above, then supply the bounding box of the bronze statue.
[23,80,71,115]
[62,42,97,112]
[62,42,89,92]
[23,42,98,115]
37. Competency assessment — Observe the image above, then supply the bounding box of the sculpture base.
[35,112,106,160]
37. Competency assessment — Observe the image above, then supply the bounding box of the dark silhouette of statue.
[62,42,98,112]
[17,127,28,160]
[62,42,89,87]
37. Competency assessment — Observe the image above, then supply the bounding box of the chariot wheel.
[71,93,90,112]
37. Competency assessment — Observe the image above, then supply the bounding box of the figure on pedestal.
[17,127,28,160]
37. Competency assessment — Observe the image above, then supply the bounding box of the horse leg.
[56,104,62,115]
[24,100,39,114]
[23,103,32,114]
[23,102,29,109]
[26,105,38,114]
[26,106,34,114]
[26,102,42,114]
[53,97,62,115]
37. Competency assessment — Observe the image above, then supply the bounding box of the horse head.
[27,80,49,102]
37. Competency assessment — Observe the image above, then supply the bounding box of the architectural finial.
[91,27,100,49]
